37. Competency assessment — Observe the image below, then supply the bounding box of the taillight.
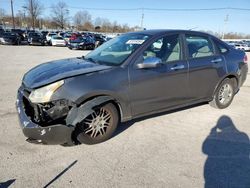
[243,54,248,63]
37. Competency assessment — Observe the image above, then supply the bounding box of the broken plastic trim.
[66,96,114,126]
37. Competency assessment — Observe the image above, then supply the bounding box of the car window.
[186,35,214,58]
[143,34,181,63]
[214,40,228,53]
[85,33,150,66]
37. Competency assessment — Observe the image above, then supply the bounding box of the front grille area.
[23,95,35,120]
[21,90,72,127]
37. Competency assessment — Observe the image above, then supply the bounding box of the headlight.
[29,80,64,103]
[79,42,84,45]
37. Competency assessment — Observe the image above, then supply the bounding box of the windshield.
[29,33,42,37]
[53,36,63,40]
[2,32,15,37]
[85,33,150,66]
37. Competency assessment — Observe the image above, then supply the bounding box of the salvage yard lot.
[0,45,250,187]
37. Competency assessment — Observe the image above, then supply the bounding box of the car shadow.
[70,102,206,146]
[202,115,250,188]
[0,179,16,188]
[113,102,207,138]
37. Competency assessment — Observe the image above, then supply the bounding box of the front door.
[129,34,189,116]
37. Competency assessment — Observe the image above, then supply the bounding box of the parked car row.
[224,40,250,51]
[0,29,110,50]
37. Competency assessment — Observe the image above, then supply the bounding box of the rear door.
[185,34,227,100]
[129,33,189,116]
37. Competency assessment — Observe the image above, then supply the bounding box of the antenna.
[140,8,144,30]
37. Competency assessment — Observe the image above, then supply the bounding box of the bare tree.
[101,18,112,32]
[0,8,6,22]
[0,8,6,27]
[94,17,104,27]
[51,1,69,29]
[74,10,91,30]
[23,0,43,30]
[94,17,113,32]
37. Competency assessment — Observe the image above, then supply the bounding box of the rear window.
[186,35,214,58]
[53,36,63,40]
[214,40,229,54]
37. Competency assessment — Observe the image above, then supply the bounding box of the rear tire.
[74,103,119,144]
[209,79,235,109]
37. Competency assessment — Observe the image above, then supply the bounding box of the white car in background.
[51,36,66,46]
[46,33,57,45]
[234,43,250,51]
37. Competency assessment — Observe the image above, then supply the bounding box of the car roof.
[127,29,214,37]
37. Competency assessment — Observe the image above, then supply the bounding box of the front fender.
[66,96,115,126]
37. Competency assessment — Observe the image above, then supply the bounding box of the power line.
[42,6,250,12]
[142,7,250,11]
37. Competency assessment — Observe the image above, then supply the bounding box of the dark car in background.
[41,31,49,39]
[68,35,95,50]
[94,34,107,47]
[16,30,248,145]
[11,29,25,41]
[27,32,46,45]
[0,28,4,34]
[0,32,21,45]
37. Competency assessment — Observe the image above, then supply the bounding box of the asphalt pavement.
[0,45,249,187]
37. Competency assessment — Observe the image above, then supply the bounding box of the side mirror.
[136,57,163,69]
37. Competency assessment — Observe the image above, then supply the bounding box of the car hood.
[23,58,112,89]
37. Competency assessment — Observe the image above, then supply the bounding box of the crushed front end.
[16,84,75,145]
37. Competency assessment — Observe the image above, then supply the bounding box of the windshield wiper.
[77,55,85,59]
[77,56,97,64]
[85,57,97,64]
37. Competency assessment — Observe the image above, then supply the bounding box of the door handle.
[170,65,185,71]
[211,58,222,63]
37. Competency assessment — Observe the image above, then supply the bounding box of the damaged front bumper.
[16,88,74,145]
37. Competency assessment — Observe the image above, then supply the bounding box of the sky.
[0,0,250,34]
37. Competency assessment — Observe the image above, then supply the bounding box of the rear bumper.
[1,41,16,45]
[68,43,82,49]
[16,88,74,145]
[239,64,248,87]
[52,43,66,46]
[28,41,44,45]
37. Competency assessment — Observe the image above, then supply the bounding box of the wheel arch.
[79,94,123,122]
[66,94,125,127]
[212,74,239,99]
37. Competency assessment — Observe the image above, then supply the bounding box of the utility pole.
[222,14,229,39]
[10,0,15,29]
[30,0,35,30]
[140,8,144,30]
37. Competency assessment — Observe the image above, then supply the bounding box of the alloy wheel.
[218,83,233,105]
[82,107,112,138]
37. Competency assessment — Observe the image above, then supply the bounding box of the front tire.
[74,103,119,144]
[209,79,235,109]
